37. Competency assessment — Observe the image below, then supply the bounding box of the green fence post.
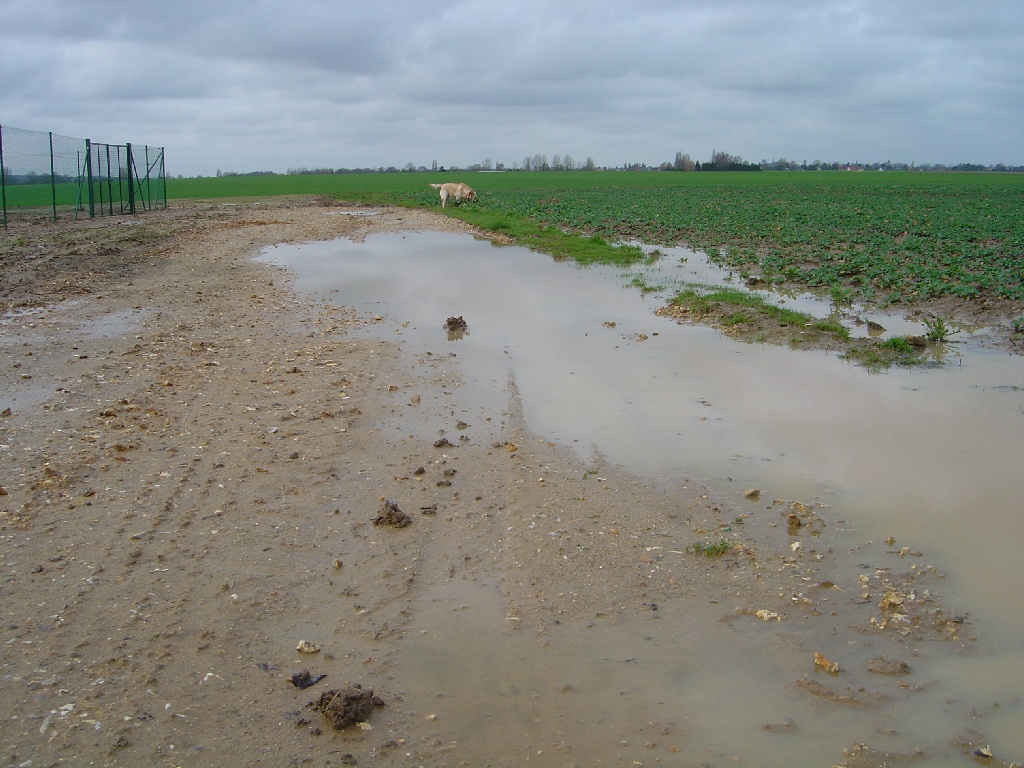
[144,145,151,210]
[0,124,7,230]
[126,143,135,214]
[159,147,167,209]
[85,139,95,218]
[105,144,114,215]
[49,131,58,222]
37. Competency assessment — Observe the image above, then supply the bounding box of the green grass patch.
[670,286,823,329]
[810,320,851,340]
[841,336,926,369]
[438,203,646,267]
[692,539,733,557]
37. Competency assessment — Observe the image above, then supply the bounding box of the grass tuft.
[691,539,733,557]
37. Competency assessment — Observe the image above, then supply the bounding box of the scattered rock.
[373,500,412,528]
[310,685,385,730]
[814,652,841,675]
[879,590,906,611]
[296,640,321,654]
[744,488,761,500]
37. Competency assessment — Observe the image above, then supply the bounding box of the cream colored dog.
[429,182,477,207]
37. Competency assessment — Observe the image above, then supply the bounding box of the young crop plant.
[923,316,956,344]
[829,284,854,307]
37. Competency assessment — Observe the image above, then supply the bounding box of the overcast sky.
[2,0,1022,177]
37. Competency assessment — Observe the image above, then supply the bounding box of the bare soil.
[0,198,983,766]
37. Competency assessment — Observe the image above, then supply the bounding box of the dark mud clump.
[310,685,385,730]
[290,669,327,690]
[373,499,412,528]
[867,657,912,675]
[444,315,468,340]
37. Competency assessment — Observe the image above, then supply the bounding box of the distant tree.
[704,150,760,172]
[671,151,695,171]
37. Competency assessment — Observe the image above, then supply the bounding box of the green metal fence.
[0,124,166,229]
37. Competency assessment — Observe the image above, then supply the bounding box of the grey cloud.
[2,0,1021,175]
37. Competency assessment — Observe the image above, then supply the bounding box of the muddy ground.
[0,198,1000,767]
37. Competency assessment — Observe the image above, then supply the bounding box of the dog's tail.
[428,183,442,189]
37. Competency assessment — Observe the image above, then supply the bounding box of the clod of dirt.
[290,669,327,690]
[795,678,881,706]
[867,657,912,675]
[310,685,385,730]
[444,315,468,340]
[373,500,412,528]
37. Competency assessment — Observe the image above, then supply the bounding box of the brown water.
[259,231,1024,766]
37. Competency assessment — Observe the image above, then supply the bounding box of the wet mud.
[0,198,1020,767]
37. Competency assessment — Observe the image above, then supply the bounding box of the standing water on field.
[258,229,1024,767]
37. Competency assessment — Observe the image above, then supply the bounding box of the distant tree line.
[754,157,1024,172]
[1,168,80,184]
[203,151,1024,179]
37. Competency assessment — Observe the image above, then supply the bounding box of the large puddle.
[258,230,1024,765]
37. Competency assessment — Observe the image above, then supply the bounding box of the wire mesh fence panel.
[0,127,84,224]
[1,125,165,228]
[136,144,168,213]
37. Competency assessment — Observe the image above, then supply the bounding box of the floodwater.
[258,230,1024,766]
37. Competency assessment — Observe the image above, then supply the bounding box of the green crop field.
[164,170,1024,306]
[11,169,1016,307]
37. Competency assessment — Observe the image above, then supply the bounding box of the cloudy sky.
[2,0,1022,177]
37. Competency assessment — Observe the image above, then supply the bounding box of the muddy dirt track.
[0,199,996,767]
